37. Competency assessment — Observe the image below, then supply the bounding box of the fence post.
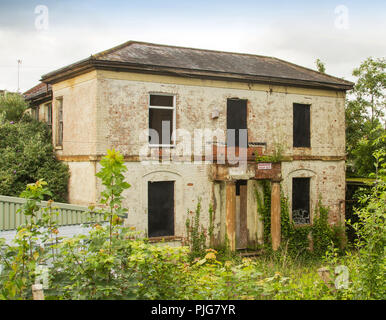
[32,284,45,300]
[317,267,333,289]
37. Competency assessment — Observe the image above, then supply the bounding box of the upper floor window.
[293,103,310,148]
[227,98,248,147]
[148,94,175,147]
[56,97,63,147]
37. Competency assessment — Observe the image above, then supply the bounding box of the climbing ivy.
[255,181,346,259]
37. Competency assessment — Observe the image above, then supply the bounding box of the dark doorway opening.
[148,181,174,237]
[235,180,248,249]
[292,177,310,225]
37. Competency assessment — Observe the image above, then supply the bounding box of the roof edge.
[41,59,353,91]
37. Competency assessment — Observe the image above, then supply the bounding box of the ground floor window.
[148,181,174,237]
[292,177,310,225]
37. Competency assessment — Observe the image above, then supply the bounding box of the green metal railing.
[0,195,107,231]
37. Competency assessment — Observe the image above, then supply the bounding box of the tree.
[316,58,326,73]
[345,57,386,177]
[352,57,386,125]
[0,92,28,122]
[0,116,69,202]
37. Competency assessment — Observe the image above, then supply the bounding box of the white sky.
[0,0,385,92]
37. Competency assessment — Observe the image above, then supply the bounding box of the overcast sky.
[0,0,385,92]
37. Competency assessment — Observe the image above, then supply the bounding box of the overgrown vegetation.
[349,142,385,299]
[0,180,59,299]
[255,141,285,163]
[0,148,384,300]
[0,114,69,202]
[255,180,346,259]
[345,57,385,177]
[0,92,28,122]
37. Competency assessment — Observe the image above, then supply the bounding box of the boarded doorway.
[148,181,174,237]
[235,180,248,249]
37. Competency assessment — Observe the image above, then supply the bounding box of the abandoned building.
[23,41,354,251]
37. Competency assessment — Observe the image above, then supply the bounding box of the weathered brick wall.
[51,70,347,238]
[52,72,98,156]
[95,71,346,159]
[94,162,214,238]
[281,160,346,225]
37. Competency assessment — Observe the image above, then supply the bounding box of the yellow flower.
[205,252,216,260]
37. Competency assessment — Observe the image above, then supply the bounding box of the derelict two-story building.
[24,41,353,250]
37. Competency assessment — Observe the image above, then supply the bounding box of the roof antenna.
[17,59,22,93]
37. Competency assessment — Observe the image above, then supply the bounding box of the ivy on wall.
[255,180,346,258]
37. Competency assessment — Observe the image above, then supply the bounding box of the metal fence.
[0,195,107,231]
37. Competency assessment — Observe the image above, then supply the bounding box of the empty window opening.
[56,98,63,147]
[293,103,310,148]
[227,99,248,147]
[292,177,310,225]
[32,106,39,121]
[46,102,52,129]
[148,181,174,237]
[149,94,175,146]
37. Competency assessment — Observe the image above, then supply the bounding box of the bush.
[0,93,28,122]
[0,116,69,202]
[351,149,386,299]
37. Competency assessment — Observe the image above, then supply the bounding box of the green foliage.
[0,93,28,122]
[350,147,386,299]
[95,149,130,249]
[133,243,190,299]
[352,57,386,124]
[346,57,385,177]
[254,180,271,245]
[0,117,69,202]
[185,198,209,259]
[0,180,60,299]
[255,181,346,259]
[255,142,284,163]
[47,149,134,299]
[315,58,326,73]
[350,125,386,177]
[1,148,383,300]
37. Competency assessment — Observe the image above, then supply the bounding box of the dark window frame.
[148,93,176,147]
[55,97,63,147]
[33,105,39,121]
[46,102,52,128]
[226,98,248,148]
[293,103,311,148]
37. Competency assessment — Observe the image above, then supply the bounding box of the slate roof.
[41,41,353,90]
[23,82,52,102]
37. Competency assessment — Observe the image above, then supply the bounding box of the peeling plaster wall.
[52,72,98,156]
[281,160,346,225]
[94,162,214,237]
[96,71,346,159]
[51,70,347,240]
[67,161,97,205]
